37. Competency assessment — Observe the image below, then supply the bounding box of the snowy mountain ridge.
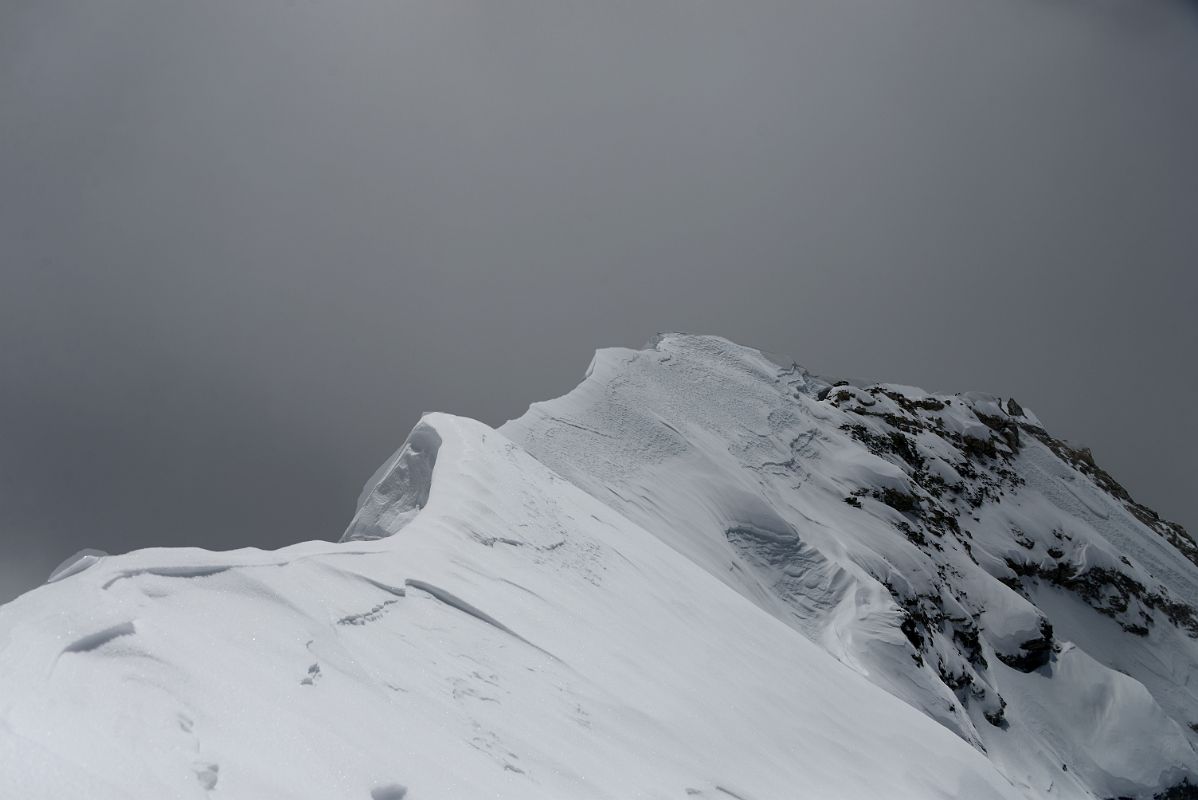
[1,333,1195,799]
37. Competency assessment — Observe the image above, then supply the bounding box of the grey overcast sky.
[1,0,1195,604]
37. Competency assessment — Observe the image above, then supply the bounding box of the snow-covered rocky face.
[501,334,1198,799]
[2,334,1196,800]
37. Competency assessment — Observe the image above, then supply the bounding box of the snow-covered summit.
[2,334,1195,799]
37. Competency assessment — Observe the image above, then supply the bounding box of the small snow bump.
[193,762,219,791]
[300,663,322,685]
[370,784,407,800]
[62,621,137,654]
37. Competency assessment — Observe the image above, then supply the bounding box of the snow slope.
[1,334,1195,799]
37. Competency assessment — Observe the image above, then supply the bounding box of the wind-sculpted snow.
[1,335,1195,799]
[342,421,442,542]
[47,548,108,583]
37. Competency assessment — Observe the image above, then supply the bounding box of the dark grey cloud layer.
[2,0,1195,603]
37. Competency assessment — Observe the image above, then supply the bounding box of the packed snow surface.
[2,334,1196,799]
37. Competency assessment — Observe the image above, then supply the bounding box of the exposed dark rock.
[877,487,918,513]
[983,695,1008,728]
[995,620,1054,672]
[1153,780,1198,800]
[1005,559,1198,638]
